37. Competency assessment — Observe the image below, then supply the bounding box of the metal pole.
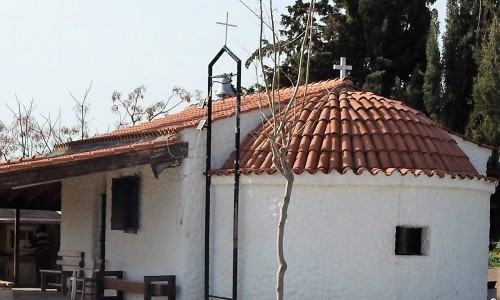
[206,46,241,300]
[204,69,212,300]
[222,45,242,300]
[206,47,225,299]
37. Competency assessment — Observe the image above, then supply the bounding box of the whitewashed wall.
[452,134,493,176]
[61,174,103,273]
[62,164,202,300]
[58,107,262,299]
[60,107,497,299]
[211,172,496,299]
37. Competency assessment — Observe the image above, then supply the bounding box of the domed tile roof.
[217,79,480,178]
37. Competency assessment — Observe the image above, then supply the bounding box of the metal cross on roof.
[216,12,237,45]
[333,57,352,79]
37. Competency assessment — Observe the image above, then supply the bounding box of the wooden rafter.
[0,142,188,210]
[0,142,188,189]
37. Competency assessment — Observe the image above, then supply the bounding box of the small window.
[111,176,140,233]
[395,226,425,255]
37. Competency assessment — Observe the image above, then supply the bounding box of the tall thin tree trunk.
[276,165,294,300]
[253,1,315,298]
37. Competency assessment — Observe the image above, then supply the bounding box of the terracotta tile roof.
[0,136,181,174]
[212,79,487,180]
[0,79,345,176]
[0,77,490,182]
[54,78,347,149]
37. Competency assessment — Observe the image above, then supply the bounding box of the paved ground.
[12,288,69,300]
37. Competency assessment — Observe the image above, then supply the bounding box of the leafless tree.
[37,111,64,153]
[0,120,15,161]
[60,81,93,142]
[6,98,47,158]
[111,85,201,128]
[249,1,316,299]
[0,82,198,161]
[1,82,94,161]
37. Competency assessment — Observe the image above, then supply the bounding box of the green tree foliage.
[441,0,479,133]
[248,0,434,109]
[246,0,339,85]
[423,9,443,122]
[347,0,432,102]
[441,0,499,133]
[467,15,500,146]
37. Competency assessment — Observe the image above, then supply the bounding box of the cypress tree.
[467,15,500,146]
[248,0,433,111]
[441,0,479,132]
[404,66,425,111]
[423,9,443,122]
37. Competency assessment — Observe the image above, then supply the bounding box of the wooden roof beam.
[0,142,188,189]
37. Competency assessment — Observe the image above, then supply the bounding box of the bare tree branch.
[111,85,200,128]
[254,1,317,299]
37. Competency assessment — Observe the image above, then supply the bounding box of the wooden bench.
[40,250,84,294]
[95,271,176,300]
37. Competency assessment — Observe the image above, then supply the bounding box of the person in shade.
[31,224,52,286]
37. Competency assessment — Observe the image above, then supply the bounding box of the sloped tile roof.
[0,77,490,182]
[0,136,181,174]
[213,79,486,180]
[55,78,346,148]
[0,79,344,176]
[0,80,342,174]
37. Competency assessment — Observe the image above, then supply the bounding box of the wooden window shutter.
[111,176,140,232]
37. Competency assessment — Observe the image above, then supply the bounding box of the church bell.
[215,74,235,98]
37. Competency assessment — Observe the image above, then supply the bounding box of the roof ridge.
[54,128,178,150]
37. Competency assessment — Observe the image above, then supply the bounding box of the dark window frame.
[111,176,140,233]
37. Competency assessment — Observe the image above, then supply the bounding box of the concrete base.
[0,289,13,300]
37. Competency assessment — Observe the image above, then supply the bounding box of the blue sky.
[0,1,446,134]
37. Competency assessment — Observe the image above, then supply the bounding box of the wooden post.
[14,208,20,286]
[100,193,106,270]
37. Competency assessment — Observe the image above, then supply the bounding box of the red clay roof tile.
[211,78,486,180]
[1,77,491,182]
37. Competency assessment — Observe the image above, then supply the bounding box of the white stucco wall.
[59,108,497,299]
[62,163,204,300]
[61,174,103,273]
[209,108,266,169]
[59,142,199,298]
[211,172,496,299]
[452,134,493,176]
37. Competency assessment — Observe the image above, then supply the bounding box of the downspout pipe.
[205,45,241,300]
